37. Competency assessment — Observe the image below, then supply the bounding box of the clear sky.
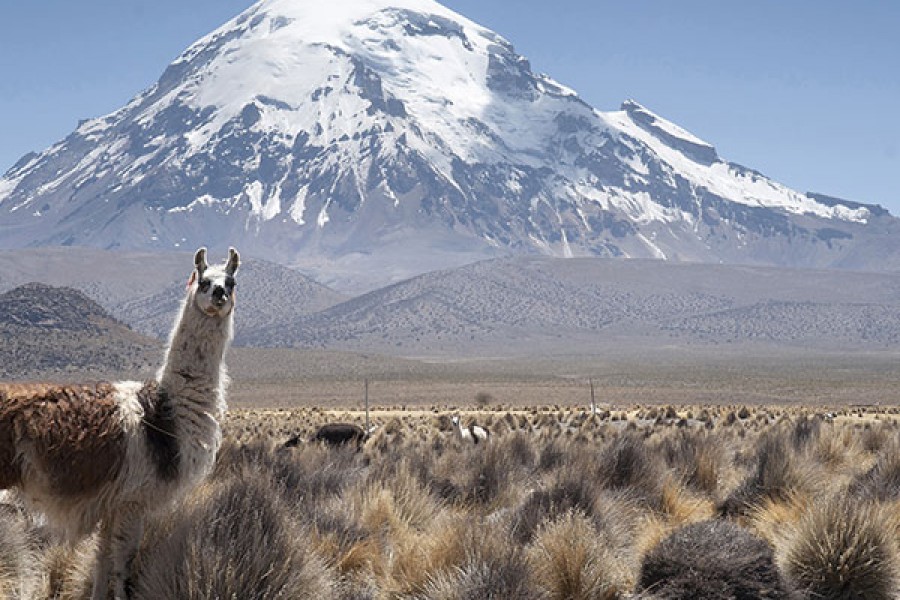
[1,1,898,212]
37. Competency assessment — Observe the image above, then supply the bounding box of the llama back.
[0,383,125,484]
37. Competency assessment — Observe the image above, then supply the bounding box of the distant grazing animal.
[451,415,490,444]
[314,423,369,450]
[0,247,239,600]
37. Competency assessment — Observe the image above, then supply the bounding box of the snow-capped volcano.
[1,0,896,287]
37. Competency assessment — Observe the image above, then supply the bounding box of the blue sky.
[1,1,897,212]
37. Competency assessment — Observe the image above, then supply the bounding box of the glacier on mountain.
[0,0,895,289]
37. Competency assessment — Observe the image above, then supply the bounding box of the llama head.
[189,247,240,318]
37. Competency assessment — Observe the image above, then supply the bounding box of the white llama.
[451,415,489,444]
[0,247,239,599]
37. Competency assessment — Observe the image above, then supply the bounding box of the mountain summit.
[1,0,896,287]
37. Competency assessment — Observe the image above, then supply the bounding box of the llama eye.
[198,280,211,292]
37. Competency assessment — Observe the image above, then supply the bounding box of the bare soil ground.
[226,347,900,410]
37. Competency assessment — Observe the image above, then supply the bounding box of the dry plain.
[225,346,900,410]
[3,345,900,599]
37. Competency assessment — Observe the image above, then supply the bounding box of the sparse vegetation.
[1,402,899,598]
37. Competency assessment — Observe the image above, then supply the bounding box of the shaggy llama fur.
[0,246,239,599]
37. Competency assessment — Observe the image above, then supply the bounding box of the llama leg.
[91,521,114,600]
[108,505,144,600]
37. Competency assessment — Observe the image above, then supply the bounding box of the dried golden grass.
[778,496,900,599]
[527,510,633,600]
[8,403,900,599]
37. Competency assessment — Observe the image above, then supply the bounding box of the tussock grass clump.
[448,441,525,508]
[848,439,900,501]
[790,415,822,452]
[537,438,567,472]
[413,527,541,600]
[7,404,900,599]
[859,421,897,454]
[657,429,724,495]
[512,473,601,544]
[504,431,538,471]
[131,473,336,600]
[780,497,900,599]
[353,462,444,534]
[635,519,791,599]
[595,432,664,508]
[719,429,813,517]
[514,477,639,551]
[216,438,364,508]
[810,424,859,470]
[528,510,632,600]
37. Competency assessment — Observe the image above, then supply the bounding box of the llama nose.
[212,287,228,304]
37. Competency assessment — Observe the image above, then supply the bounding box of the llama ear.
[226,247,240,275]
[194,247,208,276]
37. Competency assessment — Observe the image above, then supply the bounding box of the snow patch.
[636,232,667,259]
[604,108,869,224]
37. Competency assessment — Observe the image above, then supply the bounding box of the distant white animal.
[0,247,239,600]
[451,415,490,444]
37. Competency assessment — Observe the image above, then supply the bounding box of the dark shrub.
[636,520,791,599]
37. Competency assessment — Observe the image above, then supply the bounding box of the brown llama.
[0,247,239,599]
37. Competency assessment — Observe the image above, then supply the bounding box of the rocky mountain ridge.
[3,249,898,361]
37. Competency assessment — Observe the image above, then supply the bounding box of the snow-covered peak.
[619,99,717,163]
[127,0,552,170]
[622,99,713,149]
[171,0,498,101]
[200,0,487,49]
[0,0,893,278]
[604,100,870,224]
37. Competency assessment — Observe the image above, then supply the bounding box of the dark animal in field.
[0,247,240,600]
[314,423,368,448]
[283,423,369,450]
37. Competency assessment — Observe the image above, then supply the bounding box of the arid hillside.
[0,283,160,379]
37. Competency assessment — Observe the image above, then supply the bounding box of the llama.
[0,246,239,600]
[451,415,489,444]
[284,423,377,451]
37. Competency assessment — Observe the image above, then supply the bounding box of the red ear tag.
[187,271,196,289]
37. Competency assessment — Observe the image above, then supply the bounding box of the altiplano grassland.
[2,348,899,598]
[2,398,899,599]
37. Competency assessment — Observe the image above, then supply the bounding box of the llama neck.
[157,294,233,411]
